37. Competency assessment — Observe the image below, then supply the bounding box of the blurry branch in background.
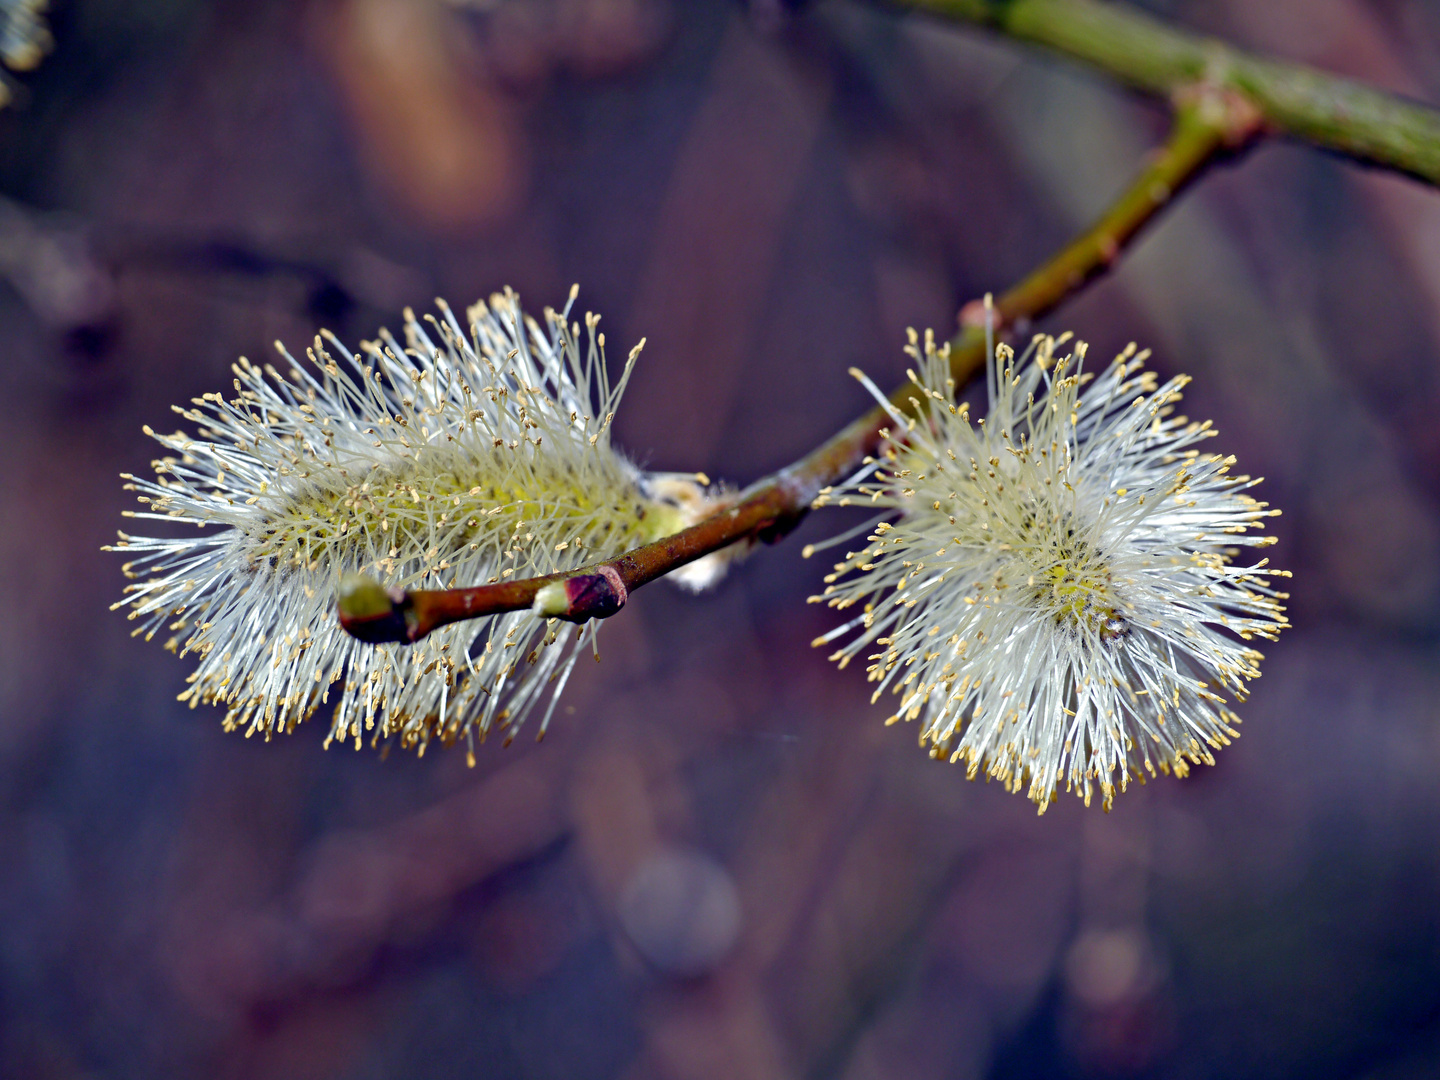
[0,194,116,337]
[340,85,1258,641]
[902,0,1440,186]
[340,0,1440,645]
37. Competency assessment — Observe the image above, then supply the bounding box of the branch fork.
[336,0,1440,648]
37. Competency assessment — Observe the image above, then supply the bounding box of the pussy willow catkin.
[111,287,717,758]
[812,330,1288,811]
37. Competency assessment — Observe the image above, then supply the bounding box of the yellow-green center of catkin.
[238,444,688,577]
[1015,509,1127,642]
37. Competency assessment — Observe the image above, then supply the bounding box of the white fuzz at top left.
[1,1,51,107]
[110,287,722,758]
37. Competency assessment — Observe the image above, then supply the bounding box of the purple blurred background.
[3,1,1440,1077]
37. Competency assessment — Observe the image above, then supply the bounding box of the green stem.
[339,96,1240,643]
[902,0,1440,186]
[989,91,1245,328]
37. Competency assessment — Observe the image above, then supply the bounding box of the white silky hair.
[813,329,1288,812]
[110,287,720,758]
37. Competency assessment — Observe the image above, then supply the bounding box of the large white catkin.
[812,329,1289,812]
[110,288,722,758]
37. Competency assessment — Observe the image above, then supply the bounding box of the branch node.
[337,574,417,645]
[534,565,628,623]
[1174,82,1266,148]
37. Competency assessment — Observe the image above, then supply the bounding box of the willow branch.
[339,94,1247,644]
[900,0,1440,187]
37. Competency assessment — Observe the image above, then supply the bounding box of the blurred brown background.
[2,1,1440,1078]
